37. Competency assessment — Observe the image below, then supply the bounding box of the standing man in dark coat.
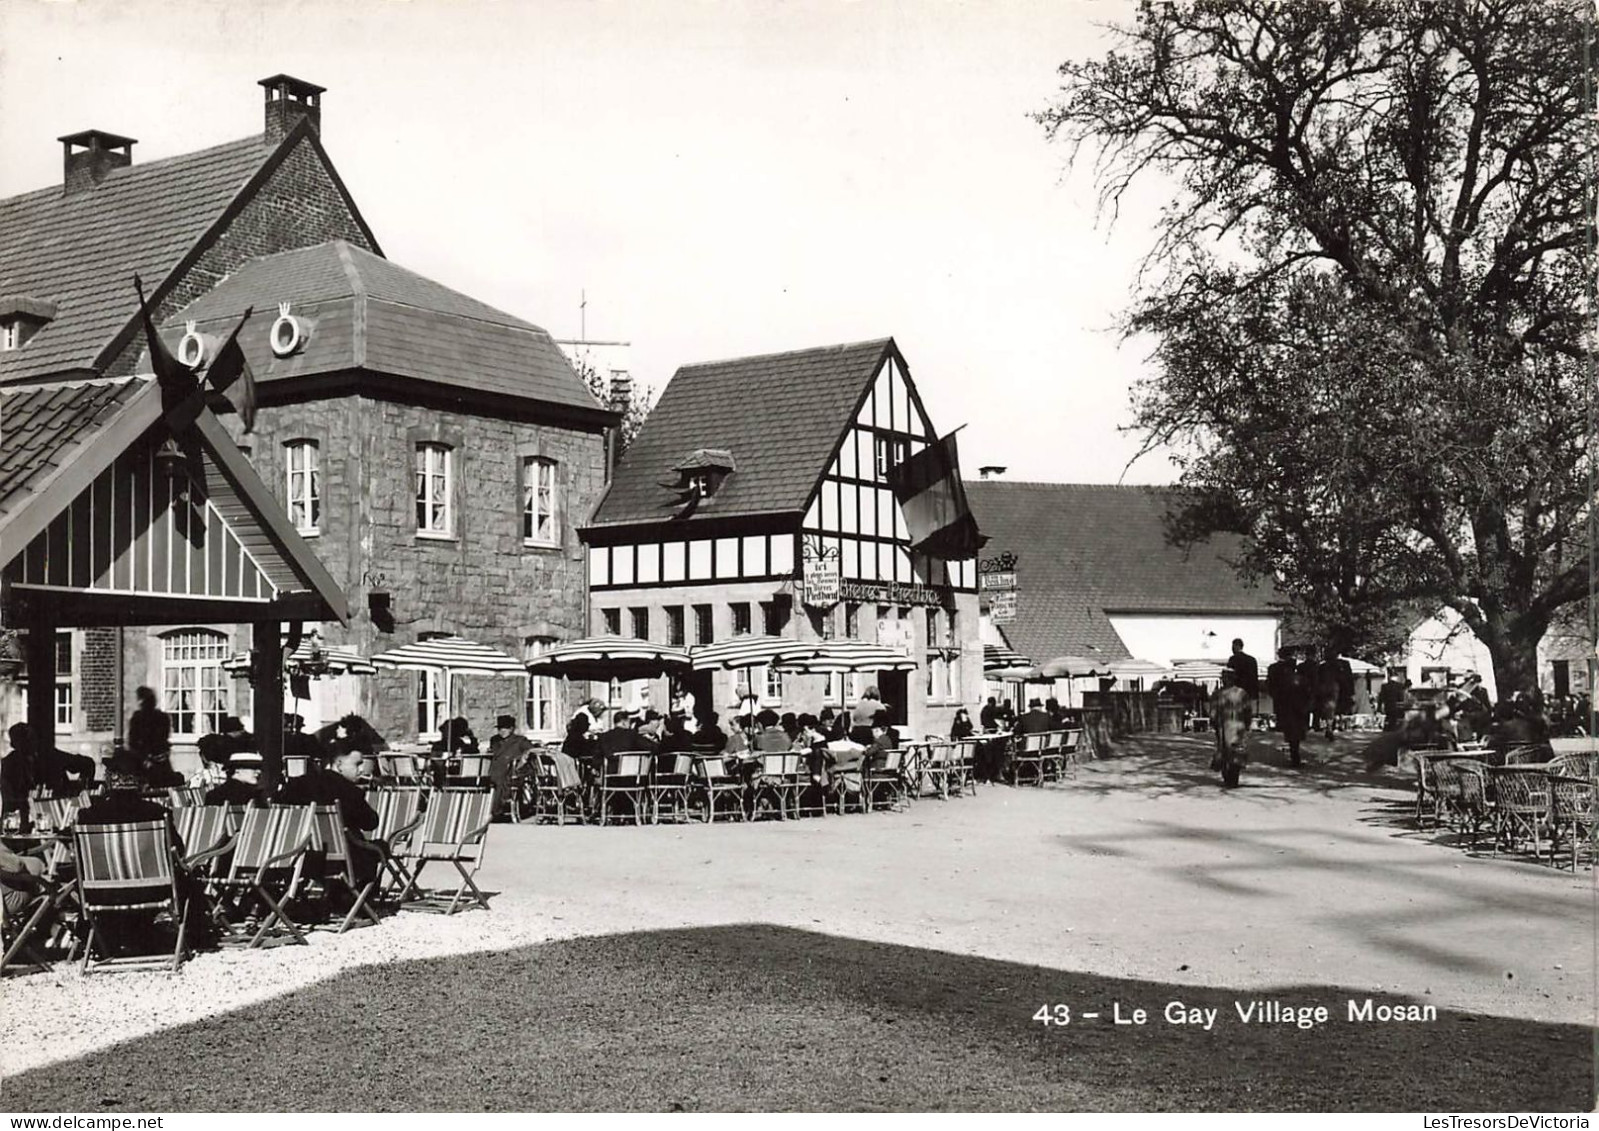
[127,686,181,788]
[1225,638,1260,706]
[1266,647,1310,767]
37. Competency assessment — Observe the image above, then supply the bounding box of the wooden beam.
[23,610,55,792]
[254,620,285,795]
[7,586,331,628]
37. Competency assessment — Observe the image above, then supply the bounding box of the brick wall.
[79,628,118,732]
[104,135,374,377]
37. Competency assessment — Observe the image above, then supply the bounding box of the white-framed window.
[53,633,74,731]
[161,629,231,739]
[764,664,784,704]
[0,319,20,352]
[417,669,447,738]
[522,456,559,546]
[524,637,558,737]
[608,677,624,709]
[415,442,453,536]
[285,439,320,535]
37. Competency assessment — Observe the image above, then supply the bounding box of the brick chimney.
[608,371,633,418]
[59,130,135,194]
[260,74,325,144]
[978,465,1008,480]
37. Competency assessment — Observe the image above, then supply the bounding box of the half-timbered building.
[581,338,983,736]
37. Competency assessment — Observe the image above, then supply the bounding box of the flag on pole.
[885,431,987,560]
[205,307,258,434]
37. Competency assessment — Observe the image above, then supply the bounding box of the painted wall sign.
[837,579,948,607]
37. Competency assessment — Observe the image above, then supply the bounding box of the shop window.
[161,629,230,739]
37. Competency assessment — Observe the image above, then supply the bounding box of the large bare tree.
[1039,0,1595,691]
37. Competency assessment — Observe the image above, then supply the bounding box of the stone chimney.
[978,465,1008,480]
[260,74,325,144]
[59,130,135,194]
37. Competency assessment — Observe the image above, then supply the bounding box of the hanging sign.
[801,538,840,608]
[990,590,1018,625]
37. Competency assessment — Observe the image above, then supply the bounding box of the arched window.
[161,629,231,739]
[284,439,320,535]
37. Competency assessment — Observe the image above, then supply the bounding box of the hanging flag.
[885,430,988,560]
[132,275,195,412]
[204,307,258,434]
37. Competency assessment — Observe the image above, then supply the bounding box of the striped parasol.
[369,636,525,676]
[984,643,1032,672]
[691,635,818,671]
[223,640,377,678]
[1171,659,1227,682]
[774,639,918,673]
[525,637,693,681]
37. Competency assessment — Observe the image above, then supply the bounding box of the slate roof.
[964,481,1280,664]
[0,377,149,519]
[159,241,605,412]
[0,136,275,384]
[589,338,894,530]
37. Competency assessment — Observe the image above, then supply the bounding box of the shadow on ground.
[5,925,1588,1112]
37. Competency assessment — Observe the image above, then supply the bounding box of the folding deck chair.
[191,804,315,948]
[73,820,193,974]
[305,805,383,933]
[400,788,494,915]
[167,785,208,809]
[1,879,73,976]
[365,787,426,901]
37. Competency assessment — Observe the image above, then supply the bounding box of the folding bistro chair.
[863,748,910,812]
[690,753,748,823]
[400,788,494,915]
[919,740,954,799]
[598,754,652,826]
[649,753,695,824]
[73,820,192,974]
[305,805,382,933]
[191,804,315,948]
[752,754,804,820]
[530,751,588,825]
[365,787,425,901]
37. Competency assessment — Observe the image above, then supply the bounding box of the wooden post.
[254,620,285,795]
[24,610,56,767]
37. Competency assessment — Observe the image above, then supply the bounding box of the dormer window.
[672,448,736,502]
[0,296,57,351]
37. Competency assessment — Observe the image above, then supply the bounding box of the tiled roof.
[159,241,604,412]
[0,377,149,519]
[965,481,1280,664]
[590,338,893,529]
[0,136,273,384]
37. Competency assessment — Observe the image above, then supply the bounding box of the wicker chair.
[1546,774,1594,871]
[1488,766,1554,862]
[1550,752,1597,782]
[1503,746,1553,766]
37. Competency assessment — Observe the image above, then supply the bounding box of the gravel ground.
[2,732,1592,1110]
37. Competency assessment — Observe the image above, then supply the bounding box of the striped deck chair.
[378,753,423,786]
[305,805,382,933]
[191,804,314,948]
[400,789,494,915]
[73,820,191,974]
[364,787,425,902]
[690,754,747,823]
[167,785,208,809]
[447,754,495,789]
[174,805,240,875]
[598,754,652,826]
[2,876,74,976]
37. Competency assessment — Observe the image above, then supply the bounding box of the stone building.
[580,338,984,737]
[0,76,614,762]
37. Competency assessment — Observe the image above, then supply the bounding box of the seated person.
[595,709,651,758]
[781,712,801,747]
[724,717,752,757]
[8,722,96,800]
[432,716,480,756]
[1014,698,1054,737]
[197,715,249,768]
[637,710,666,745]
[658,714,694,754]
[1,725,36,828]
[275,746,381,887]
[950,708,976,740]
[283,714,328,761]
[486,714,535,821]
[204,750,267,807]
[78,752,191,951]
[692,711,729,754]
[754,708,790,753]
[562,714,598,765]
[0,841,49,921]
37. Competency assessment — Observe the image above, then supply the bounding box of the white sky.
[0,0,1179,483]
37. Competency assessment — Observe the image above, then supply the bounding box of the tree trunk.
[1482,614,1543,702]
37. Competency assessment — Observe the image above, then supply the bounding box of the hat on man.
[221,715,246,735]
[496,714,517,730]
[585,697,608,714]
[227,750,264,771]
[612,707,636,723]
